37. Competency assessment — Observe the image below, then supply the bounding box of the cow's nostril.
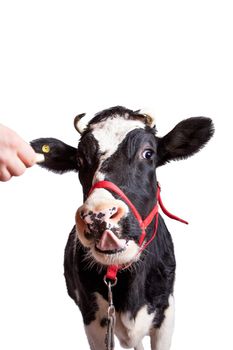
[110,209,118,219]
[78,210,94,225]
[110,212,118,219]
[109,207,124,221]
[79,210,85,221]
[78,203,126,227]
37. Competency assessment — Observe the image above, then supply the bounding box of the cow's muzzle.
[75,187,129,253]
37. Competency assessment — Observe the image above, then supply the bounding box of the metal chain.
[104,278,117,350]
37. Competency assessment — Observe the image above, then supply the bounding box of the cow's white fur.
[115,304,155,349]
[91,116,145,183]
[92,116,145,158]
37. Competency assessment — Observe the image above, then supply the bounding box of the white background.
[0,1,232,349]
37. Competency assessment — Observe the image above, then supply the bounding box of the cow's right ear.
[31,138,78,173]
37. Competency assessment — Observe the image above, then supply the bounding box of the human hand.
[0,124,37,181]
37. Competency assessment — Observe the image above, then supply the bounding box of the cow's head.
[31,106,214,267]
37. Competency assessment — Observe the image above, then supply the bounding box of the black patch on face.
[77,133,100,198]
[98,128,158,240]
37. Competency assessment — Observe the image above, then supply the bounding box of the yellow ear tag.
[42,144,50,153]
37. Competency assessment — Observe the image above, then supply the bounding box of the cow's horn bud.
[74,113,87,134]
[140,108,156,128]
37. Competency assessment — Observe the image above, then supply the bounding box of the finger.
[0,167,12,182]
[17,142,37,168]
[7,157,27,177]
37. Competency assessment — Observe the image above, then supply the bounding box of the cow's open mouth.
[91,234,140,266]
[95,245,126,255]
[94,229,127,255]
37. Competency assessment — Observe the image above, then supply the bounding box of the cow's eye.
[142,149,154,159]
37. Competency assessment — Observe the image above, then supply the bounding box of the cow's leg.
[86,321,145,350]
[150,295,175,350]
[85,319,107,350]
[83,292,110,350]
[134,341,144,350]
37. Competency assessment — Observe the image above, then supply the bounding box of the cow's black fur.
[31,106,214,349]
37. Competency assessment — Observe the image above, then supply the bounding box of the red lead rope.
[89,181,188,282]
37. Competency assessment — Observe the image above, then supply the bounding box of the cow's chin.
[76,228,140,266]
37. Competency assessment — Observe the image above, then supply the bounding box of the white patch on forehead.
[92,116,145,183]
[92,116,145,159]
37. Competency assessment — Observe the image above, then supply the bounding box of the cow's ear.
[157,117,214,167]
[31,138,78,173]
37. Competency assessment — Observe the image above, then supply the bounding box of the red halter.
[89,181,188,281]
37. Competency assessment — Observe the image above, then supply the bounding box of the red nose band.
[89,180,159,246]
[88,180,188,281]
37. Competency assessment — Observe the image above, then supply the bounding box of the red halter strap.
[89,181,157,241]
[89,181,188,282]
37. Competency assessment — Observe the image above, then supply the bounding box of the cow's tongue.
[96,230,126,252]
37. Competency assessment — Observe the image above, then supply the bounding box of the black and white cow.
[31,106,214,350]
